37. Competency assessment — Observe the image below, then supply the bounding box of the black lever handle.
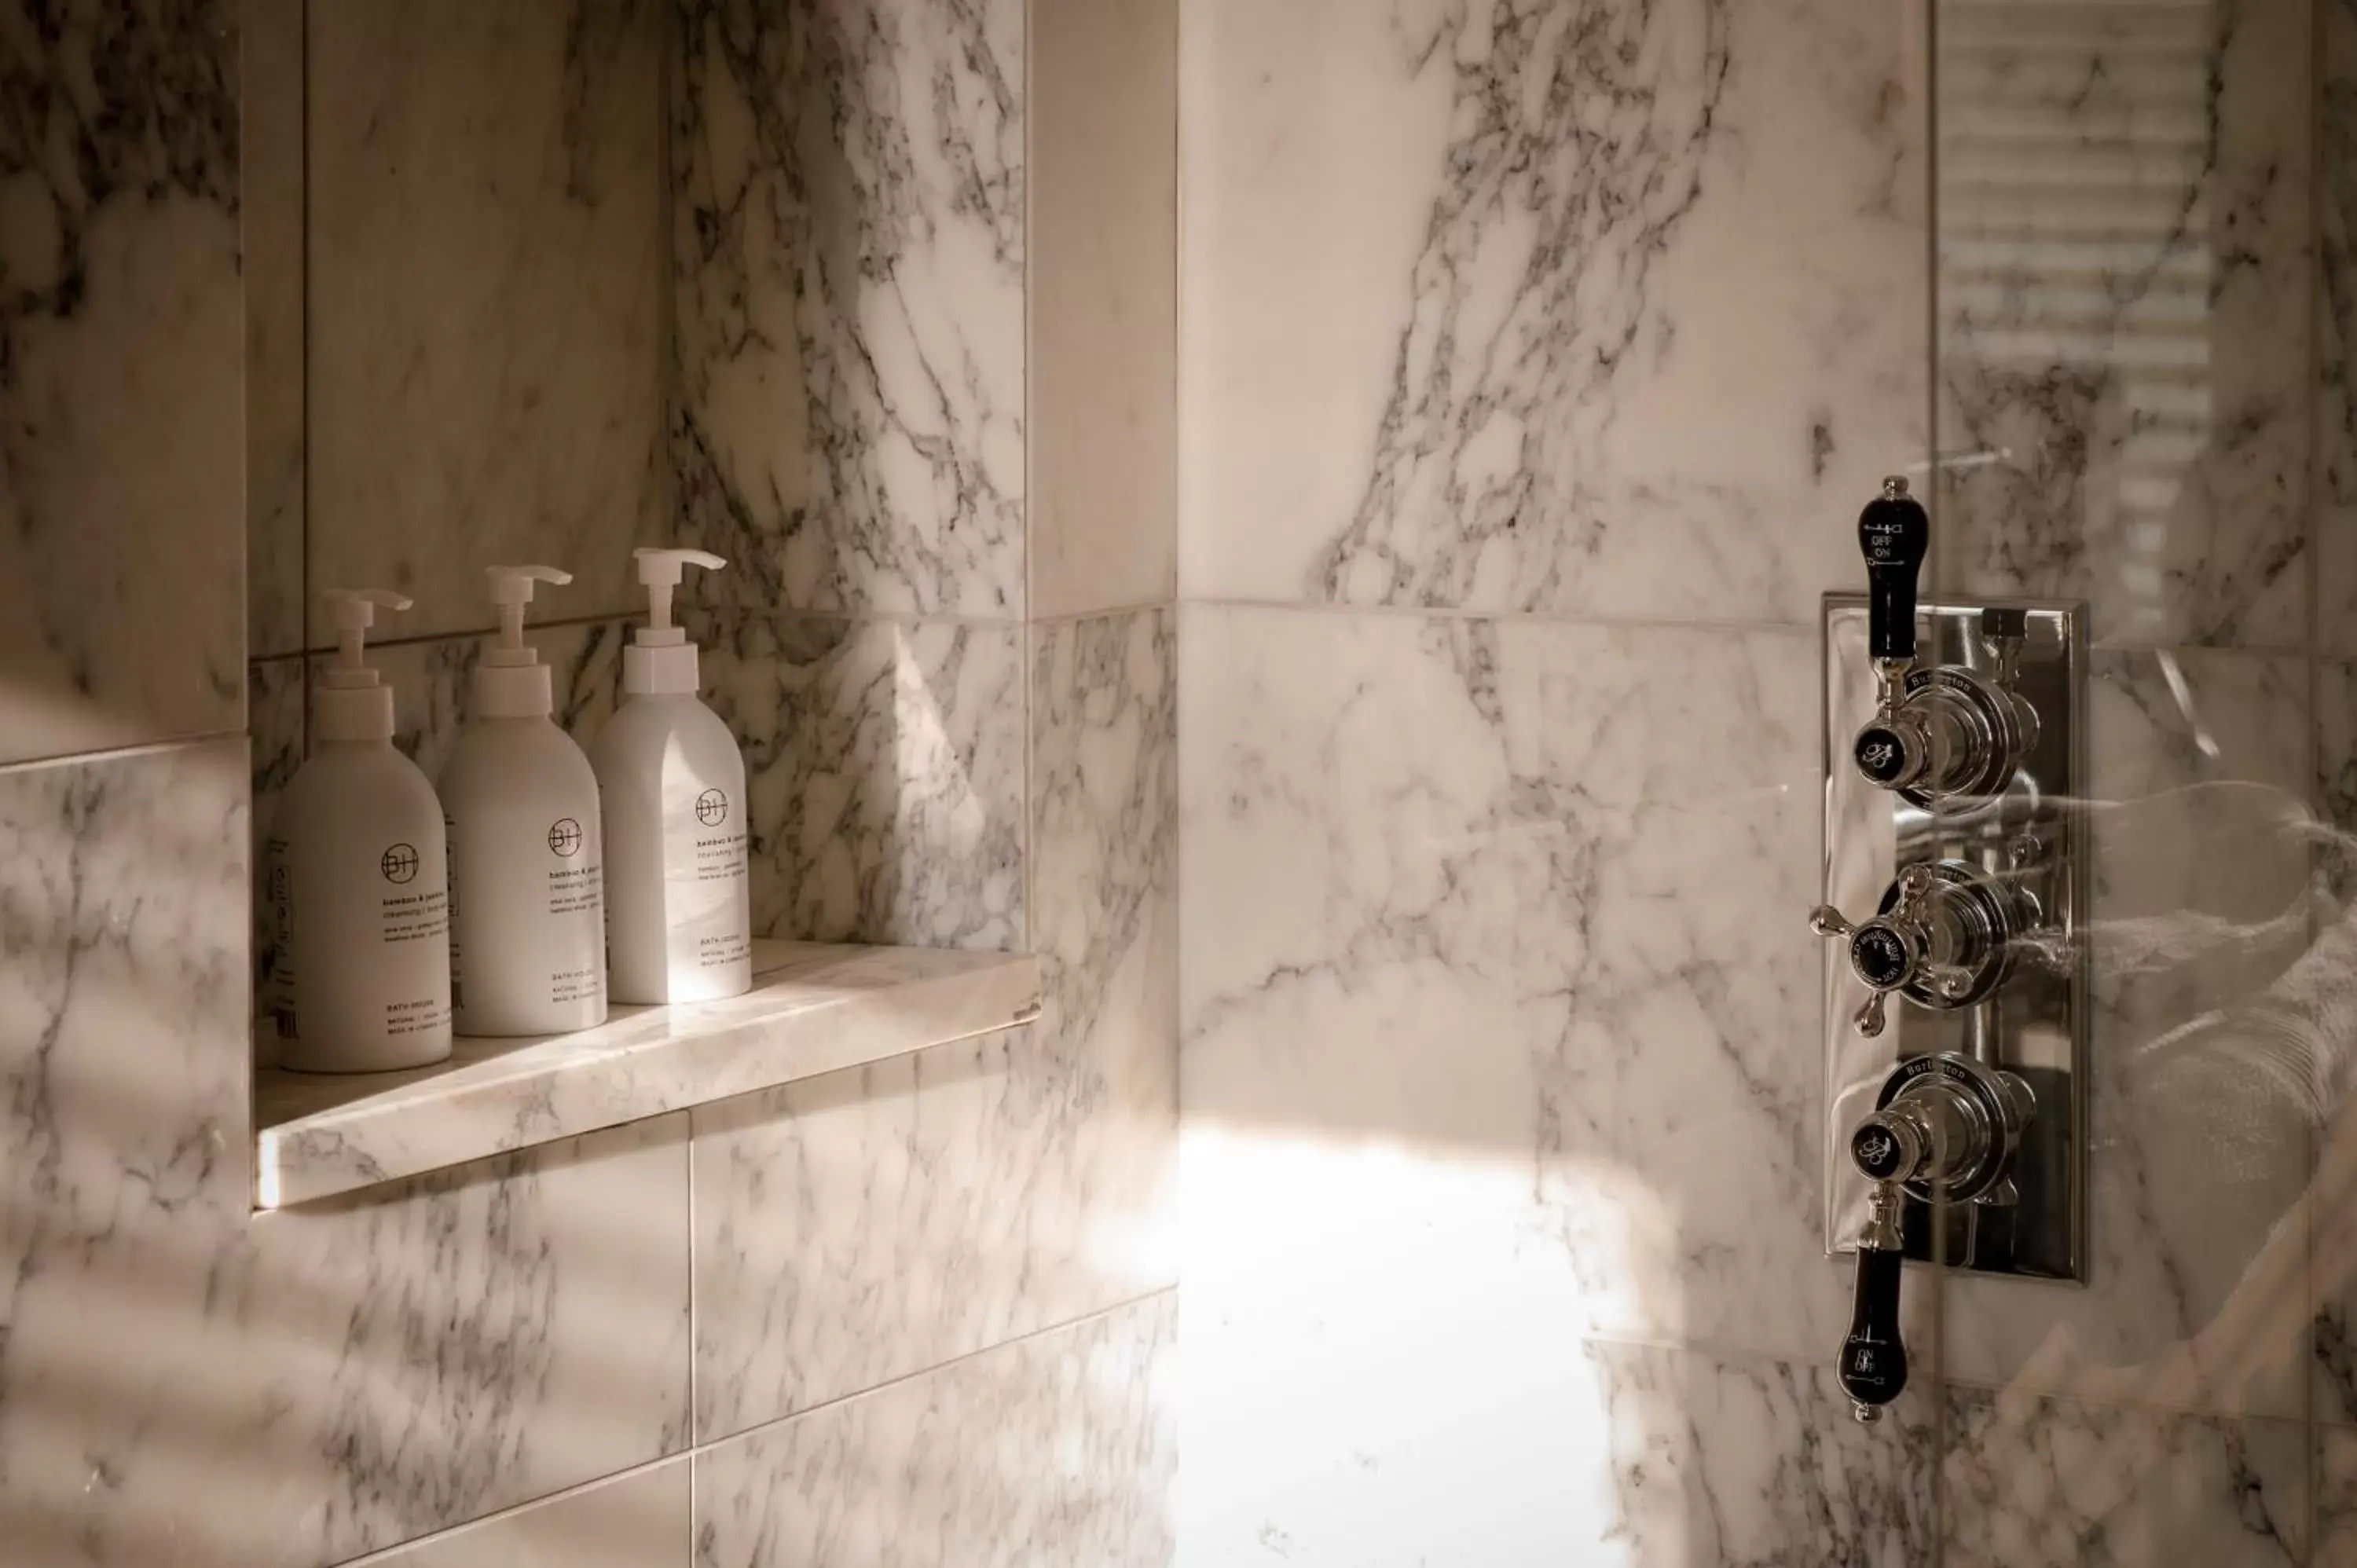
[1840,1183,1909,1420]
[1859,477,1930,664]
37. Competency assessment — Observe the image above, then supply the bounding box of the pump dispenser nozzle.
[316,588,412,742]
[477,565,573,719]
[626,548,727,695]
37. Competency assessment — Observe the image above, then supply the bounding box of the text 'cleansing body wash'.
[267,589,454,1072]
[438,565,609,1036]
[593,548,753,1004]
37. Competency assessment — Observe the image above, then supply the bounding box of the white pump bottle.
[592,548,753,1004]
[438,565,610,1036]
[266,589,455,1072]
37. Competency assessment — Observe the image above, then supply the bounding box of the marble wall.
[1176,0,2347,1563]
[5,0,1180,1564]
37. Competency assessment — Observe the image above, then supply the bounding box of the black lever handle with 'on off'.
[1841,1181,1909,1422]
[1859,476,1930,665]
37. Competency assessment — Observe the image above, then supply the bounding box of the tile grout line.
[324,1284,1181,1568]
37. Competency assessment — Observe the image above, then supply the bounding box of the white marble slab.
[694,1294,1175,1568]
[257,940,1042,1209]
[1178,0,1926,621]
[1180,603,1859,1369]
[0,0,244,764]
[673,0,1027,619]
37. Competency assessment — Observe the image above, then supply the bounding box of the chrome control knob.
[1811,865,1937,1038]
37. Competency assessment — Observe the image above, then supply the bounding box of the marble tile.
[692,1294,1175,1568]
[1179,1328,1930,1567]
[1030,0,1178,617]
[0,739,695,1568]
[245,0,305,660]
[1177,0,1926,620]
[257,941,1041,1210]
[1941,1388,2308,1568]
[0,0,244,764]
[307,0,664,645]
[1945,650,2316,1417]
[367,1457,690,1568]
[2322,0,2357,654]
[249,656,304,1057]
[2322,1425,2357,1567]
[690,612,1173,1441]
[2311,659,2357,1425]
[1181,604,1853,1369]
[1936,0,2312,648]
[1027,608,1178,1280]
[673,0,1027,620]
[692,612,1025,950]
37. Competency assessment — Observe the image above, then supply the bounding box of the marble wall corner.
[691,1292,1175,1568]
[1177,0,1927,621]
[0,0,244,766]
[363,1460,691,1568]
[2310,658,2357,1430]
[692,612,1026,951]
[1945,648,2315,1420]
[2322,1425,2357,1566]
[306,0,665,647]
[245,0,306,661]
[1030,0,1178,618]
[1936,0,2313,650]
[2322,0,2357,658]
[672,0,1028,621]
[1941,1387,2308,1568]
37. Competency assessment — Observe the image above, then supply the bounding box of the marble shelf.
[254,940,1042,1209]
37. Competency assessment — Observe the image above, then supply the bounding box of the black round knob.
[1853,723,1915,787]
[1851,1118,1913,1182]
[1849,924,1914,990]
[1859,478,1929,664]
[1840,1245,1909,1409]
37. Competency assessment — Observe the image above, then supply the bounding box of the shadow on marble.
[0,0,244,764]
[1,739,695,1567]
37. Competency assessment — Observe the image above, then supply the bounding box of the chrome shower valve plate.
[1821,595,2090,1284]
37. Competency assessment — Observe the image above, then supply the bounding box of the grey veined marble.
[0,0,243,764]
[673,0,1028,618]
[1,741,694,1568]
[1179,0,1926,621]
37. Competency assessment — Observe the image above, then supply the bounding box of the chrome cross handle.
[1811,862,2032,1037]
